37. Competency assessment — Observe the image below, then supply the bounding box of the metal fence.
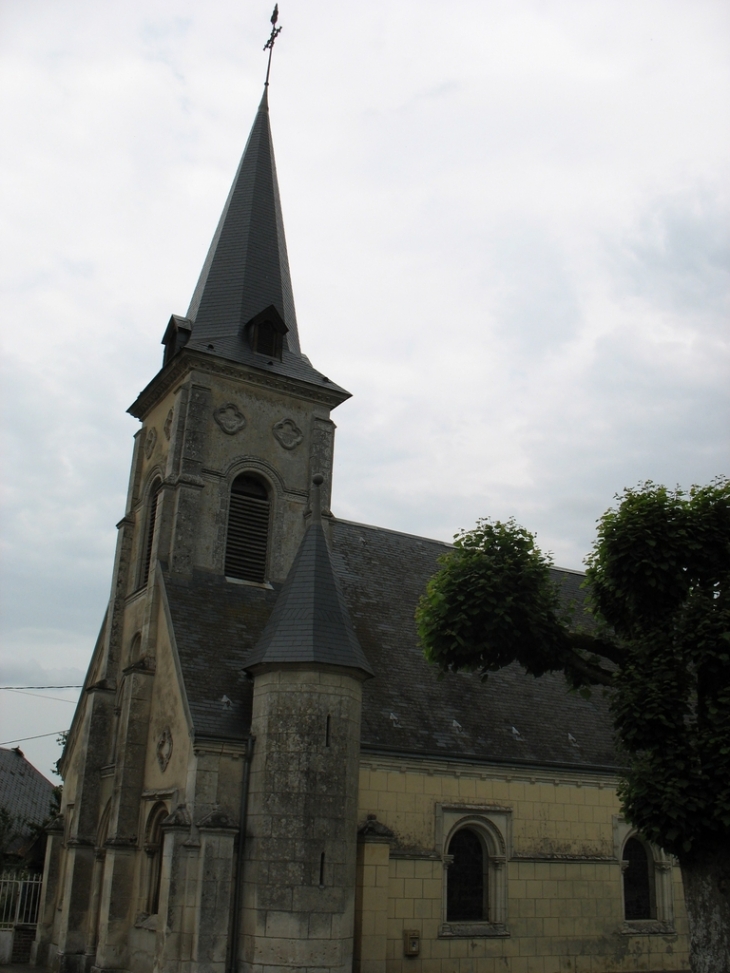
[0,870,43,929]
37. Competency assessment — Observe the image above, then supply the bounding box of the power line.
[2,689,78,703]
[0,730,68,746]
[0,685,83,690]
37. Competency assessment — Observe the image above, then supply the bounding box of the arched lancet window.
[141,478,162,586]
[127,633,142,668]
[447,828,486,922]
[225,474,271,582]
[145,803,168,916]
[90,800,112,956]
[623,836,654,920]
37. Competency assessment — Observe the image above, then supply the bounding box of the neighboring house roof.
[163,518,618,772]
[0,747,55,839]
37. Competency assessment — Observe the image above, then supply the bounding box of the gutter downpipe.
[229,734,255,973]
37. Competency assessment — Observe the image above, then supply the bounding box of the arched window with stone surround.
[145,803,168,916]
[439,810,509,935]
[140,477,162,587]
[224,474,271,582]
[447,828,486,921]
[622,836,654,920]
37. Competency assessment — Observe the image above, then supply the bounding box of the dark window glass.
[141,480,161,586]
[146,805,167,915]
[253,321,282,359]
[225,475,270,582]
[623,837,652,920]
[447,828,485,921]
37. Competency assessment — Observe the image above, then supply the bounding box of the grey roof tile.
[163,521,618,771]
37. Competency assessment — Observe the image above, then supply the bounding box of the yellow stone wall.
[356,755,690,973]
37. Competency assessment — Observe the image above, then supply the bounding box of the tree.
[416,479,730,973]
[0,806,27,873]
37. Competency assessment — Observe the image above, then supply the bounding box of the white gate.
[0,870,43,963]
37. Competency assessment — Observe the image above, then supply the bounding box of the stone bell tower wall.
[127,359,340,588]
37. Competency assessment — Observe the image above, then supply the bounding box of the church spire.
[152,18,349,403]
[185,85,301,355]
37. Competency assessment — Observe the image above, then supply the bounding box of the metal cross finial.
[263,5,282,86]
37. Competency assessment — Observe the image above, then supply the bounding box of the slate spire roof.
[245,477,373,676]
[168,88,349,400]
[186,86,299,350]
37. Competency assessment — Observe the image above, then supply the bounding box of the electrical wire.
[2,689,78,702]
[0,730,68,746]
[0,685,83,689]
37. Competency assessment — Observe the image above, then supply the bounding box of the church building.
[33,76,690,973]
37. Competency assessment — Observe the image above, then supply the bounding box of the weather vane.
[263,5,282,86]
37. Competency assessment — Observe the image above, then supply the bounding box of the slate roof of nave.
[162,519,619,772]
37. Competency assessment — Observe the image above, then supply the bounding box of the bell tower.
[39,70,356,973]
[124,85,350,595]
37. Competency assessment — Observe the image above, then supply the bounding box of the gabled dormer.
[244,304,288,361]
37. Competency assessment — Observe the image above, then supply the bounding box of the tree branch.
[562,647,615,687]
[567,631,625,666]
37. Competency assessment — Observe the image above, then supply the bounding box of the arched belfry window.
[447,828,486,922]
[623,836,654,920]
[225,474,271,582]
[141,478,162,586]
[145,803,168,915]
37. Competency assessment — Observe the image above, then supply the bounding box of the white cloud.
[1,0,729,772]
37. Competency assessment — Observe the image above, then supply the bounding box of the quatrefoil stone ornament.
[156,727,173,773]
[144,426,158,459]
[273,418,303,450]
[213,403,247,435]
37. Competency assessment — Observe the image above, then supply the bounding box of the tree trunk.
[680,843,730,973]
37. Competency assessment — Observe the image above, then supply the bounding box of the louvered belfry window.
[225,474,270,582]
[141,479,162,586]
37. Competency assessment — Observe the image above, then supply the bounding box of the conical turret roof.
[245,510,373,677]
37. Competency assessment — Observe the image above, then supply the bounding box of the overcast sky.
[1,0,728,780]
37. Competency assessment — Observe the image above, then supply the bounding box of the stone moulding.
[273,417,304,450]
[128,351,349,420]
[161,804,191,830]
[156,727,173,772]
[196,808,238,831]
[213,403,247,435]
[438,922,509,939]
[143,426,157,458]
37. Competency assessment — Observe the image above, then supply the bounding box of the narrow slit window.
[225,475,270,582]
[141,479,162,586]
[319,852,325,887]
[146,804,167,915]
[325,715,331,747]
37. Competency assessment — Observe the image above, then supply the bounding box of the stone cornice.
[127,350,349,420]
